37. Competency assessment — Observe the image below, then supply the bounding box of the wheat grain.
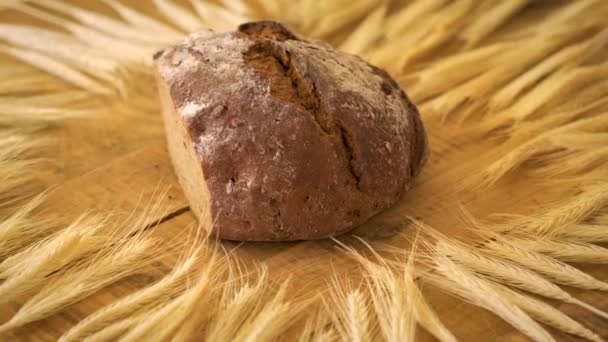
[345,290,371,342]
[0,23,129,95]
[531,148,608,178]
[220,0,249,16]
[430,255,555,342]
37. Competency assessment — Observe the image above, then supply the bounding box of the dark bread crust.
[155,21,429,241]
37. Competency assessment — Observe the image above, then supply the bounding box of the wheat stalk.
[492,284,603,342]
[0,202,164,333]
[433,239,608,320]
[385,0,449,41]
[59,238,204,341]
[0,191,54,259]
[484,62,608,130]
[85,313,146,342]
[429,255,555,342]
[0,215,108,303]
[339,4,387,55]
[153,0,203,32]
[510,238,608,264]
[460,0,529,47]
[310,0,377,38]
[231,278,308,342]
[335,239,454,342]
[204,271,272,341]
[6,1,155,66]
[297,308,337,342]
[476,118,608,187]
[100,0,182,38]
[482,239,608,291]
[326,282,374,342]
[489,27,608,112]
[503,183,608,235]
[553,224,608,243]
[27,0,176,45]
[346,290,371,342]
[406,42,513,101]
[190,0,251,32]
[430,270,602,342]
[0,44,112,95]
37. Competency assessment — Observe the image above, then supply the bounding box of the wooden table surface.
[0,0,606,340]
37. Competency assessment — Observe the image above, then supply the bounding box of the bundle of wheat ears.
[0,0,607,341]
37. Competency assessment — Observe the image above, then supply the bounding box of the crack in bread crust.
[243,38,362,188]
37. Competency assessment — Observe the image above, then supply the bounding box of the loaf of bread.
[154,21,428,241]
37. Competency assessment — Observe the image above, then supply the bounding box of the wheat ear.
[429,255,555,342]
[59,241,203,341]
[0,44,112,95]
[433,239,608,320]
[555,224,608,243]
[0,215,107,303]
[0,218,161,333]
[326,281,373,342]
[153,0,202,32]
[297,308,337,342]
[0,191,53,259]
[498,183,608,234]
[482,239,608,291]
[231,278,308,342]
[204,270,273,341]
[119,252,226,341]
[509,238,608,264]
[492,284,603,342]
[337,238,454,342]
[85,309,158,342]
